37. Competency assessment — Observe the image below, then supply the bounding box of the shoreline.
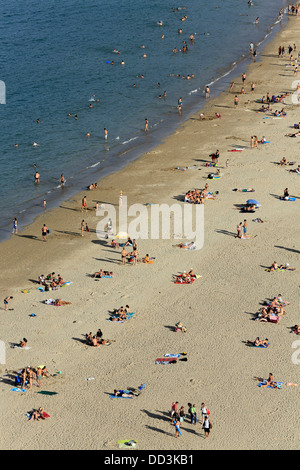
[1,12,300,450]
[0,8,288,244]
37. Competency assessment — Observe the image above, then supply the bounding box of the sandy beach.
[1,13,300,451]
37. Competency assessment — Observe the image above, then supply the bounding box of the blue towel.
[257,381,284,388]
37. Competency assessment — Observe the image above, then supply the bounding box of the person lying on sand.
[285,131,300,137]
[290,165,300,173]
[257,373,278,388]
[93,269,113,278]
[246,337,269,347]
[233,188,255,192]
[174,271,195,283]
[113,389,139,398]
[240,204,256,212]
[53,299,71,306]
[268,261,295,271]
[176,241,196,249]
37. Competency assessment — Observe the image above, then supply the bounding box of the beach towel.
[251,343,269,348]
[174,278,195,284]
[11,387,27,392]
[107,312,135,322]
[257,381,284,389]
[110,390,134,399]
[280,197,296,201]
[155,357,177,364]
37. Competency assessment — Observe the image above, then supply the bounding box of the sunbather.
[175,322,187,333]
[53,299,71,306]
[292,325,300,334]
[18,338,28,348]
[246,337,268,347]
[29,407,46,421]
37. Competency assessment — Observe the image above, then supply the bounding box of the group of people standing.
[170,401,212,439]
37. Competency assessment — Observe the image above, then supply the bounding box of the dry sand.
[1,14,300,451]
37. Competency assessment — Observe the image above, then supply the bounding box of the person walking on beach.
[203,415,212,439]
[242,72,246,85]
[81,220,85,237]
[42,224,48,242]
[12,218,17,234]
[81,196,87,213]
[173,417,182,438]
[234,95,239,108]
[4,296,13,311]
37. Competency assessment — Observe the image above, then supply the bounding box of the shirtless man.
[81,196,87,212]
[34,171,40,183]
[121,247,127,265]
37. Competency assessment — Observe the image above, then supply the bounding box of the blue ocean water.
[0,0,288,240]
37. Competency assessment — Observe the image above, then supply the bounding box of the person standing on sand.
[81,220,85,237]
[234,95,239,108]
[203,415,212,439]
[237,222,242,239]
[121,247,127,265]
[190,404,197,424]
[81,196,87,213]
[174,417,182,438]
[42,224,47,242]
[243,219,248,237]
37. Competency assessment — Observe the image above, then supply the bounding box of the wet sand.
[1,14,299,450]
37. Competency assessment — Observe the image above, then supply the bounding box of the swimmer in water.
[34,171,40,183]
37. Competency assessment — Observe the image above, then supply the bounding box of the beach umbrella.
[246,199,260,206]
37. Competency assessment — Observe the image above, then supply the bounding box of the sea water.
[0,0,289,240]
